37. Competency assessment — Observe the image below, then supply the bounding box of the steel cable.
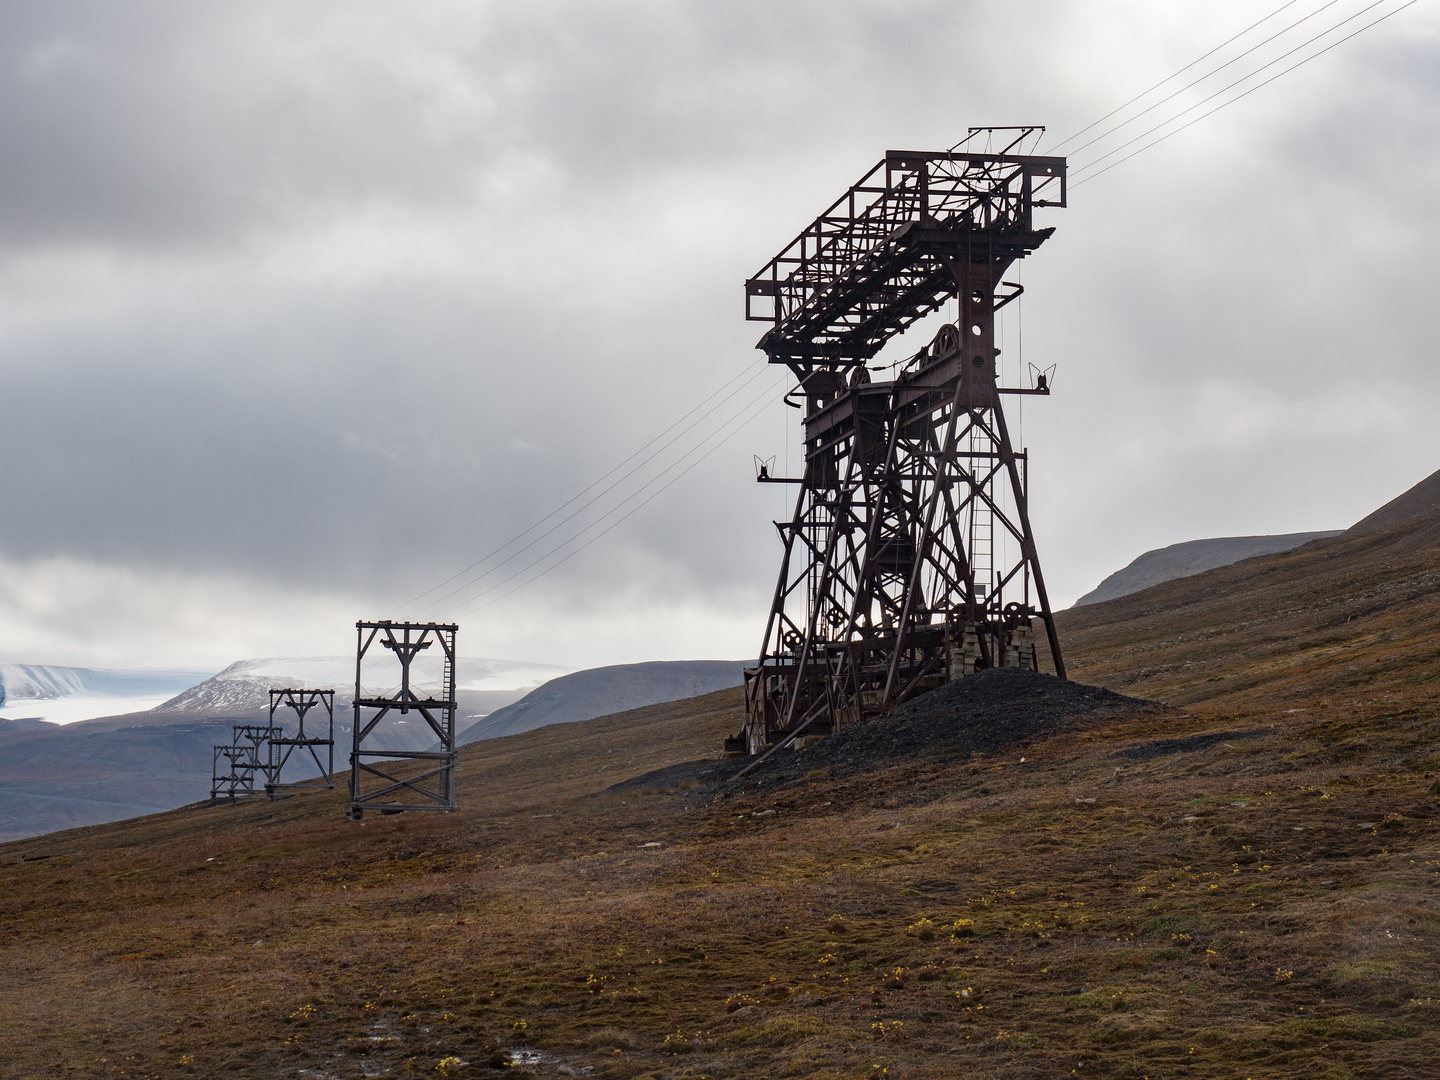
[1045,0,1306,153]
[446,373,788,620]
[432,372,786,619]
[1056,0,1347,158]
[1077,0,1411,184]
[385,356,773,618]
[1072,0,1420,187]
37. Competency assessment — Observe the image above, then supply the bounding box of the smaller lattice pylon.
[210,722,281,801]
[236,724,282,788]
[211,743,255,800]
[265,688,336,798]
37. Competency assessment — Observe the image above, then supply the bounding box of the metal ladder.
[967,423,994,606]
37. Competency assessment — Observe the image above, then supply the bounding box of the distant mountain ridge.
[0,665,209,707]
[150,655,570,719]
[1073,531,1343,607]
[458,660,747,744]
[0,653,569,843]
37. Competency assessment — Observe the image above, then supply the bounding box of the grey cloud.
[0,1,1437,669]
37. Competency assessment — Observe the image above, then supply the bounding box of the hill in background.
[457,660,746,743]
[1072,530,1342,606]
[1055,467,1440,708]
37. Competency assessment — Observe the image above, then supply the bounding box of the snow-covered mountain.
[150,656,572,718]
[0,665,213,725]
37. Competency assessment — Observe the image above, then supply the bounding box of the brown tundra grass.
[4,515,1440,1078]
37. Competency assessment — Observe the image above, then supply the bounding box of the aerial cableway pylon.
[264,688,336,798]
[209,722,281,801]
[346,620,458,819]
[734,129,1068,761]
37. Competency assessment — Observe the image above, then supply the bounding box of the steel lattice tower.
[735,133,1068,760]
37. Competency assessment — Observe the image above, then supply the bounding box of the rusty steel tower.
[735,130,1068,759]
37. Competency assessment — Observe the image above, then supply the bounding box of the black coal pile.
[611,668,1158,797]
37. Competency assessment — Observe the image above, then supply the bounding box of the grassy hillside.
[4,513,1440,1078]
[1055,512,1440,708]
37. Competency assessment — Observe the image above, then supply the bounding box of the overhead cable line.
[1046,0,1307,152]
[432,372,785,619]
[385,356,771,617]
[397,360,774,618]
[448,374,786,620]
[1071,0,1417,185]
[1063,0,1349,159]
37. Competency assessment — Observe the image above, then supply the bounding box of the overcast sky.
[0,0,1436,671]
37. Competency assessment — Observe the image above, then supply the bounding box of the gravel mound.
[610,668,1158,797]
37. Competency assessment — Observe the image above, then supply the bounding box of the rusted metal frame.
[949,412,1026,542]
[881,370,973,707]
[894,646,948,704]
[349,622,378,811]
[795,462,878,717]
[964,444,1029,548]
[393,701,450,743]
[779,442,870,737]
[917,538,969,619]
[990,555,1031,598]
[769,490,842,628]
[760,153,1065,334]
[840,270,962,359]
[760,160,900,301]
[731,691,835,780]
[354,701,396,744]
[786,258,950,350]
[907,447,976,614]
[759,428,866,737]
[829,440,881,642]
[766,211,1036,351]
[212,748,240,798]
[745,147,1066,746]
[280,738,331,790]
[911,441,973,607]
[990,398,1066,678]
[935,449,991,664]
[826,535,867,618]
[212,744,257,800]
[936,480,978,613]
[856,476,912,635]
[824,389,909,717]
[819,533,865,633]
[233,724,282,789]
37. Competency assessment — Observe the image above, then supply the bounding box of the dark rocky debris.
[611,668,1159,797]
